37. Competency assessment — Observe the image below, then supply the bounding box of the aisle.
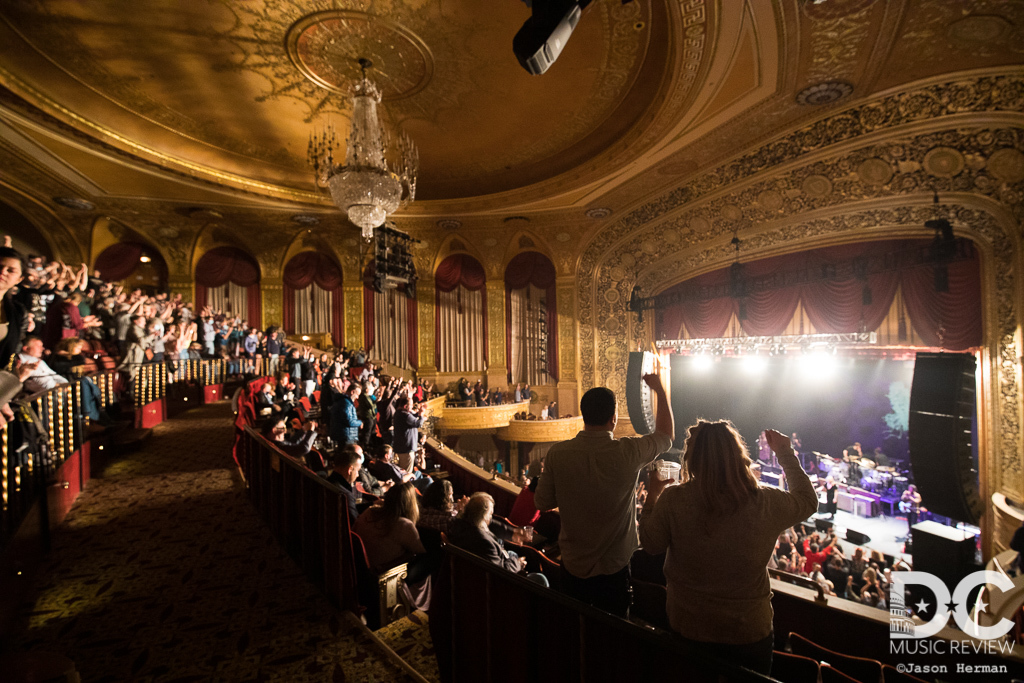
[13,401,418,683]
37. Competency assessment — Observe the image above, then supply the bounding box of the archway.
[435,253,486,373]
[94,242,168,293]
[504,251,557,385]
[195,246,261,325]
[283,251,344,346]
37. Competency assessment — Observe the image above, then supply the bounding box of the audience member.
[638,426,817,676]
[535,373,673,617]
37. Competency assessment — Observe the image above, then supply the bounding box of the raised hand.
[763,429,793,455]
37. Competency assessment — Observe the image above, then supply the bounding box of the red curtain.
[282,251,344,345]
[195,246,262,325]
[655,239,981,351]
[435,253,488,369]
[94,242,167,286]
[504,251,558,381]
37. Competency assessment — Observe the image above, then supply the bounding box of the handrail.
[768,568,828,604]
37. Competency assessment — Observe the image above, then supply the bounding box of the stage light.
[742,355,768,373]
[691,355,713,371]
[801,352,837,376]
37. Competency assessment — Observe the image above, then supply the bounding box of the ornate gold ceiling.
[0,0,1020,270]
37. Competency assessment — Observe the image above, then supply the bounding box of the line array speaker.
[908,352,981,525]
[626,352,656,435]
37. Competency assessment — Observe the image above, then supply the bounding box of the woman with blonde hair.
[639,421,818,675]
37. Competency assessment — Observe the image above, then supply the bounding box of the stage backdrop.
[668,355,916,463]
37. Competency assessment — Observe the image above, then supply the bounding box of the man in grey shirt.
[535,373,674,617]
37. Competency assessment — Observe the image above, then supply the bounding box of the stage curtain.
[504,251,558,382]
[195,246,261,325]
[655,238,981,350]
[363,264,375,353]
[800,243,899,333]
[737,256,802,336]
[509,285,547,385]
[372,287,410,368]
[94,242,145,281]
[900,256,981,350]
[436,254,487,370]
[407,288,418,370]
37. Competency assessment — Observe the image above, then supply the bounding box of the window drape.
[655,239,981,350]
[283,252,343,345]
[94,242,170,285]
[509,285,547,385]
[362,261,418,369]
[435,254,487,372]
[195,246,261,325]
[504,251,558,382]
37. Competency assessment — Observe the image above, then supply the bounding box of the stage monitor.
[908,352,981,525]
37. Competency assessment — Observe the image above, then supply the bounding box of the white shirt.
[20,353,69,394]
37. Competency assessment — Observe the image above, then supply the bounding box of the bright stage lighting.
[691,355,713,371]
[742,355,768,373]
[800,351,837,376]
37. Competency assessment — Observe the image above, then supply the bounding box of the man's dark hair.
[334,446,362,471]
[580,386,616,426]
[0,246,27,274]
[395,396,410,409]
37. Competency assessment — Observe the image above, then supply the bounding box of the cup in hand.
[650,460,681,483]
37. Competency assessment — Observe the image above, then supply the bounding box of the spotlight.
[691,355,713,371]
[140,255,151,263]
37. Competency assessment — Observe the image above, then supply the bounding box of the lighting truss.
[656,332,876,355]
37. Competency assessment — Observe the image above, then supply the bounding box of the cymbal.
[859,458,876,468]
[876,466,896,472]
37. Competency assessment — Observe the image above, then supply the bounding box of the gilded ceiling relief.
[896,0,1024,63]
[804,9,873,85]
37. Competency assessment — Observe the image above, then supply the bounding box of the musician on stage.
[818,475,838,519]
[900,484,922,532]
[842,445,862,484]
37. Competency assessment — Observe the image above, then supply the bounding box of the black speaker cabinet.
[845,529,870,545]
[626,352,656,435]
[908,352,981,525]
[912,520,977,592]
[815,518,833,533]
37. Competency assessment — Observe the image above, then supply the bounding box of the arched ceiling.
[0,0,1020,270]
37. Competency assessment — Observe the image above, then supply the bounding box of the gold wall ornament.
[343,284,363,350]
[923,147,966,178]
[416,277,436,374]
[260,279,284,330]
[987,148,1024,184]
[856,158,894,185]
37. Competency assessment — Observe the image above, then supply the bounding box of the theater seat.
[350,531,409,630]
[299,396,312,413]
[790,632,883,683]
[504,540,561,591]
[771,651,820,683]
[820,663,860,683]
[630,578,669,630]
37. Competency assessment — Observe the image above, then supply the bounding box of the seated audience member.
[860,567,885,608]
[262,417,319,464]
[450,492,548,587]
[349,443,390,499]
[353,483,431,610]
[418,480,466,535]
[255,380,281,416]
[326,447,363,521]
[824,555,850,600]
[20,336,68,394]
[639,426,817,676]
[367,445,432,493]
[49,337,88,380]
[509,471,541,529]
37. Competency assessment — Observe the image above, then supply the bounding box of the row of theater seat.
[774,632,928,682]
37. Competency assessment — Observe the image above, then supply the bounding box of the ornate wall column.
[260,277,283,330]
[417,277,437,377]
[485,279,507,390]
[343,279,363,351]
[555,276,579,415]
[167,278,193,305]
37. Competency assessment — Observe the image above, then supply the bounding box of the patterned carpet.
[11,401,423,683]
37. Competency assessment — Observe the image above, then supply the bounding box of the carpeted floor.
[11,401,423,683]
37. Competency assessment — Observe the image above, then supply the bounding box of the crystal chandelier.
[308,58,418,241]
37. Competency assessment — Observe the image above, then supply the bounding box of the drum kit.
[816,452,906,495]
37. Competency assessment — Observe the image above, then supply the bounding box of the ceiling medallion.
[802,174,833,198]
[923,147,966,178]
[52,197,95,211]
[286,10,433,101]
[585,208,612,219]
[291,214,321,226]
[796,81,854,106]
[987,149,1024,184]
[437,219,462,231]
[308,59,418,241]
[857,158,894,186]
[947,15,1011,44]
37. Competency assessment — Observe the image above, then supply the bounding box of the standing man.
[535,373,674,617]
[330,382,362,446]
[393,396,425,472]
